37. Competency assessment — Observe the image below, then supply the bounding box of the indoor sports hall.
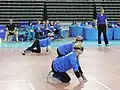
[0,0,120,90]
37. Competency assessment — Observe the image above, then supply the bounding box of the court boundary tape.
[28,81,35,90]
[85,74,113,90]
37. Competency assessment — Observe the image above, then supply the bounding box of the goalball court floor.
[0,38,120,90]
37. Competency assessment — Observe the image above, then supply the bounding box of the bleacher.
[0,0,44,24]
[0,0,120,25]
[95,0,120,22]
[46,1,93,22]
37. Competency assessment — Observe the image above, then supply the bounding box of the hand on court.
[73,84,84,90]
[46,49,49,52]
[78,77,84,87]
[46,46,51,52]
[46,48,50,52]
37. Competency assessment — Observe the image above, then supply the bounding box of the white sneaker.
[47,71,54,83]
[47,71,62,84]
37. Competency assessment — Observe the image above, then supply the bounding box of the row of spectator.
[71,20,120,28]
[5,19,62,42]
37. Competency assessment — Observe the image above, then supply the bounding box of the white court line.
[28,81,35,90]
[0,72,16,76]
[0,80,29,83]
[85,74,113,90]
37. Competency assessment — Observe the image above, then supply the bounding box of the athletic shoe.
[47,71,54,83]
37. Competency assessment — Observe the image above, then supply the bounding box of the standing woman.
[95,8,109,46]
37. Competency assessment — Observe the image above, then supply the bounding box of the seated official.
[5,19,18,42]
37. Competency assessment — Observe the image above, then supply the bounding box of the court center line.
[85,74,113,90]
[28,81,35,90]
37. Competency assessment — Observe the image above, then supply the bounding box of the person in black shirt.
[5,19,18,42]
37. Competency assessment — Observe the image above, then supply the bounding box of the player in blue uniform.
[22,33,54,55]
[57,36,83,57]
[56,36,87,82]
[47,43,86,86]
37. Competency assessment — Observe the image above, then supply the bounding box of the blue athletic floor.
[0,38,120,48]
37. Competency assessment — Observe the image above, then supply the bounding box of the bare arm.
[95,20,98,29]
[105,19,108,28]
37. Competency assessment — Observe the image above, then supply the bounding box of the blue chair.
[85,27,113,41]
[69,26,83,37]
[106,28,113,40]
[85,28,98,40]
[113,28,120,40]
